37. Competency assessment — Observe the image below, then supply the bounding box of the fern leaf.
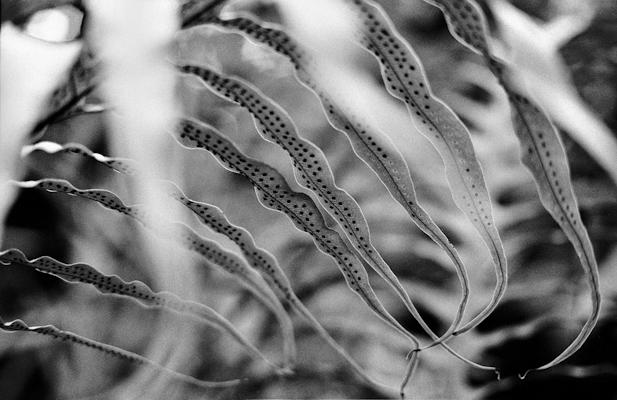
[198,8,499,372]
[174,117,499,378]
[425,0,601,374]
[14,178,296,369]
[175,117,426,390]
[20,143,400,392]
[0,248,278,370]
[178,62,456,346]
[22,141,139,175]
[194,15,480,349]
[339,0,507,336]
[174,117,419,347]
[163,181,401,392]
[0,317,243,389]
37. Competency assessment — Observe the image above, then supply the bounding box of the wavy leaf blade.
[340,0,507,335]
[23,141,139,175]
[174,117,502,378]
[162,182,294,300]
[21,143,398,392]
[0,317,242,389]
[426,0,601,373]
[510,92,601,373]
[173,117,418,346]
[14,178,296,368]
[177,62,450,343]
[197,15,476,345]
[0,248,277,369]
[162,182,401,392]
[188,16,498,371]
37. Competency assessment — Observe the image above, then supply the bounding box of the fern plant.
[2,0,616,399]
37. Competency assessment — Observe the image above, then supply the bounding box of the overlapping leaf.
[163,182,398,391]
[175,117,423,391]
[425,0,601,374]
[195,10,498,373]
[173,117,499,387]
[0,248,276,369]
[194,12,473,345]
[23,141,402,392]
[177,62,459,346]
[22,141,139,175]
[0,317,242,389]
[14,178,296,369]
[173,117,418,348]
[338,0,507,336]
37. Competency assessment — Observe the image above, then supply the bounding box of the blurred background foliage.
[1,0,616,399]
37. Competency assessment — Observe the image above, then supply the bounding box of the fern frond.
[177,62,453,348]
[192,11,475,345]
[0,317,243,389]
[173,117,419,347]
[21,142,401,392]
[195,11,497,373]
[163,181,397,392]
[174,116,502,383]
[341,0,507,338]
[13,178,295,370]
[0,248,278,370]
[426,0,601,374]
[22,141,139,175]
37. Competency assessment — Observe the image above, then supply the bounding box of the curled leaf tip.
[399,349,420,399]
[424,0,601,370]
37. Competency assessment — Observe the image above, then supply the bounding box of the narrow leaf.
[0,317,242,389]
[35,48,99,133]
[0,248,277,370]
[14,178,296,369]
[339,0,507,336]
[489,0,617,187]
[173,117,419,348]
[163,181,400,392]
[174,116,498,373]
[22,141,139,175]
[425,0,601,374]
[21,142,399,391]
[177,63,455,346]
[197,14,474,349]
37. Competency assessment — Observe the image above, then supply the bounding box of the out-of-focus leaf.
[490,0,617,187]
[0,23,81,247]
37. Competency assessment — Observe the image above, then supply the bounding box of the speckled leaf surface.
[0,248,277,369]
[341,0,507,336]
[426,0,601,373]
